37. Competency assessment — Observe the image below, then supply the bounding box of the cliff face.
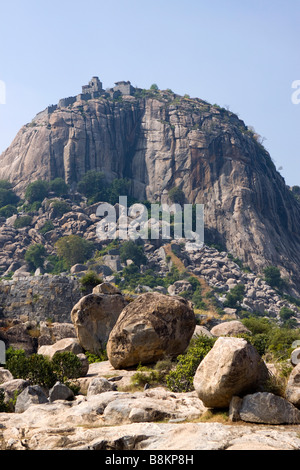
[1,89,300,290]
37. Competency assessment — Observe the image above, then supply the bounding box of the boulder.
[38,338,83,359]
[239,392,300,424]
[285,363,300,407]
[15,385,48,413]
[167,280,193,296]
[5,323,37,355]
[71,291,127,354]
[210,321,251,337]
[0,367,13,384]
[193,337,269,408]
[107,292,196,369]
[77,353,89,377]
[49,382,74,402]
[92,282,121,295]
[291,347,300,366]
[87,377,117,396]
[192,325,214,339]
[0,379,30,410]
[70,264,88,274]
[38,322,76,347]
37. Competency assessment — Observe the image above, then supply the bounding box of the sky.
[0,0,299,186]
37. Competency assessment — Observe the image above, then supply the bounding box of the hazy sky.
[0,0,299,185]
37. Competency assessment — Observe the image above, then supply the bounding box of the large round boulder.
[107,292,196,369]
[193,337,270,408]
[71,287,127,354]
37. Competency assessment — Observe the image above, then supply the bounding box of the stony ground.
[1,361,300,451]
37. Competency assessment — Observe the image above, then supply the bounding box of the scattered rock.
[38,338,83,359]
[77,353,89,377]
[49,382,74,402]
[15,385,48,413]
[87,377,117,396]
[239,392,300,424]
[0,379,30,410]
[0,367,13,385]
[210,320,251,337]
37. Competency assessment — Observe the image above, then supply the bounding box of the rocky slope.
[0,80,300,292]
[0,194,299,327]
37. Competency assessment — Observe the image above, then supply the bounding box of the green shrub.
[77,170,107,200]
[45,254,65,274]
[191,288,208,309]
[0,180,13,190]
[25,180,49,203]
[0,184,19,208]
[6,349,82,390]
[80,271,103,292]
[0,204,18,218]
[55,235,94,269]
[39,220,55,234]
[25,243,46,270]
[241,316,300,360]
[13,215,32,229]
[85,349,108,363]
[51,352,82,383]
[168,186,185,205]
[166,335,216,392]
[6,353,57,389]
[50,200,71,217]
[224,284,245,309]
[0,389,9,412]
[49,178,69,197]
[120,240,147,267]
[263,266,284,290]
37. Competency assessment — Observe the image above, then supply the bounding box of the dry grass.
[163,243,221,319]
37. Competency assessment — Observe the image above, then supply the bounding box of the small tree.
[55,235,94,269]
[120,240,147,267]
[0,204,18,218]
[25,243,46,270]
[13,215,32,229]
[51,352,82,383]
[224,284,245,309]
[168,186,185,205]
[0,188,19,208]
[49,178,69,197]
[50,200,71,218]
[25,180,49,203]
[263,266,284,290]
[77,171,107,200]
[166,336,216,392]
[150,84,159,91]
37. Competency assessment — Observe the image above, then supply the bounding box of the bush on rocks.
[166,335,216,392]
[6,348,82,390]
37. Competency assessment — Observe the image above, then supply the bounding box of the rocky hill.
[1,78,300,293]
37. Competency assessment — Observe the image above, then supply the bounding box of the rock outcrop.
[1,83,300,291]
[238,392,300,425]
[107,292,196,368]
